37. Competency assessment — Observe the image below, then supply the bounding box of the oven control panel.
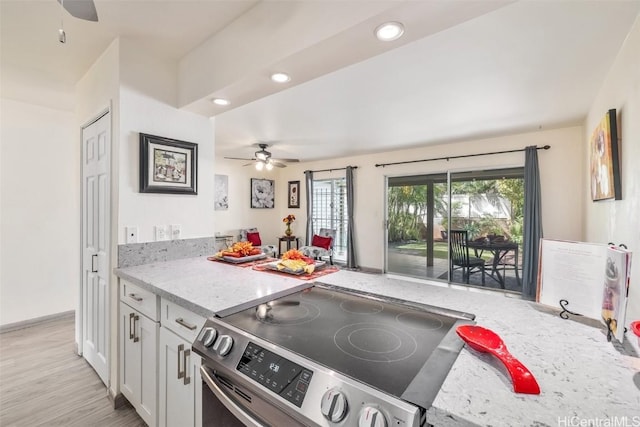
[237,342,313,408]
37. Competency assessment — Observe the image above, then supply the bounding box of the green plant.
[509,216,524,244]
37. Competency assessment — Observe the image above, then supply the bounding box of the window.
[312,178,347,261]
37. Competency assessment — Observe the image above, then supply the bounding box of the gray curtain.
[522,146,543,299]
[304,170,314,244]
[345,166,358,269]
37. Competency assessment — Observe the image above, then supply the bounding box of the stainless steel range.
[193,283,474,427]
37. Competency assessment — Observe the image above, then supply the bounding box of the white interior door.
[82,112,110,385]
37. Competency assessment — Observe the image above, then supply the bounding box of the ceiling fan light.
[255,161,264,171]
[265,161,274,171]
[255,152,268,161]
[375,22,404,41]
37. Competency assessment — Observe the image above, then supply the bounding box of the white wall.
[216,125,584,270]
[118,39,216,244]
[0,99,78,325]
[213,161,285,246]
[584,15,640,325]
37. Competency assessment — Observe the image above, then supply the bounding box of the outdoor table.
[466,240,520,288]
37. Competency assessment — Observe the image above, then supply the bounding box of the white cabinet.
[158,326,202,427]
[118,279,205,427]
[158,298,205,427]
[119,281,159,427]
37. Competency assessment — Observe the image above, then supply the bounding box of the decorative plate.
[263,260,326,275]
[217,253,267,263]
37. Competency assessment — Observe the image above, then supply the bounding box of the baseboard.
[0,310,75,333]
[108,388,129,409]
[356,266,383,274]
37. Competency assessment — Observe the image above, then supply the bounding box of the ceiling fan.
[57,0,99,22]
[224,143,300,170]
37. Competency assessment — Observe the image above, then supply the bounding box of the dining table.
[465,239,520,289]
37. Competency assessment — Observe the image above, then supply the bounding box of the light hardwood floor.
[0,313,145,427]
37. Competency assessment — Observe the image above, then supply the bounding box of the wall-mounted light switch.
[126,226,138,244]
[170,224,181,240]
[155,225,167,241]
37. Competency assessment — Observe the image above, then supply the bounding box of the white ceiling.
[2,0,639,162]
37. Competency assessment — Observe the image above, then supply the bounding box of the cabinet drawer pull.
[129,312,135,340]
[177,344,185,380]
[128,293,143,302]
[175,317,197,331]
[183,348,191,385]
[133,314,139,343]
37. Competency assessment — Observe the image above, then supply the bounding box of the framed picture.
[139,133,197,194]
[251,178,274,208]
[214,174,228,210]
[288,180,300,208]
[590,109,621,201]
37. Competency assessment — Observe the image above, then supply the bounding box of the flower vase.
[285,224,292,236]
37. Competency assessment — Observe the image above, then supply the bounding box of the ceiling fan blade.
[57,0,99,22]
[272,158,300,163]
[224,156,255,161]
[271,161,287,168]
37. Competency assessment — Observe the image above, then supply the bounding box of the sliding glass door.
[386,174,448,280]
[386,168,524,293]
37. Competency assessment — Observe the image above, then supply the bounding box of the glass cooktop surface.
[221,284,469,399]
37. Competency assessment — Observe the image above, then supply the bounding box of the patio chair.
[238,227,276,257]
[300,228,336,264]
[449,229,485,285]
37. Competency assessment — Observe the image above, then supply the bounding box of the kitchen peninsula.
[115,256,640,426]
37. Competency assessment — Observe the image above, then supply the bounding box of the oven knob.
[358,406,387,427]
[213,334,233,357]
[320,389,348,423]
[202,328,217,347]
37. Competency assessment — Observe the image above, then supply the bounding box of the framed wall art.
[589,109,621,201]
[214,174,229,210]
[288,180,300,208]
[139,133,197,194]
[251,178,275,208]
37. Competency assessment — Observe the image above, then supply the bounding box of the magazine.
[601,245,632,342]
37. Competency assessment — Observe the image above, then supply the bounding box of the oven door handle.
[200,366,265,427]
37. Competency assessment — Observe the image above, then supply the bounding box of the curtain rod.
[304,166,358,173]
[374,145,551,168]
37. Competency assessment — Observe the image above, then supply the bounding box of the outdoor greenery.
[388,176,524,244]
[396,241,493,261]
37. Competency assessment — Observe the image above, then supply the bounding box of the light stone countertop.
[115,257,640,427]
[114,256,309,318]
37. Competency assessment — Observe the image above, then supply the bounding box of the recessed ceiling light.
[211,98,230,106]
[271,73,291,83]
[375,22,404,41]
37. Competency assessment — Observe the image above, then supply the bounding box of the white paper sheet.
[538,239,607,319]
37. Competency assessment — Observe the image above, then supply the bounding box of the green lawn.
[395,241,493,261]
